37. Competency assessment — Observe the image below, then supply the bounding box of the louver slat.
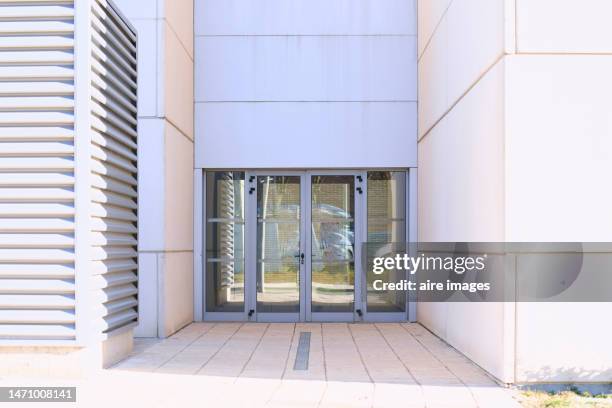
[0,310,75,324]
[0,325,74,340]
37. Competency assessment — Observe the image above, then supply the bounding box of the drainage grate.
[293,332,311,370]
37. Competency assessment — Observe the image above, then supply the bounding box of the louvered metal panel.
[0,0,76,345]
[0,0,137,343]
[89,0,137,336]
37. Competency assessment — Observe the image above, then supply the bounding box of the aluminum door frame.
[246,171,307,323]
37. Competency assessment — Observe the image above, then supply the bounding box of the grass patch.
[519,390,612,408]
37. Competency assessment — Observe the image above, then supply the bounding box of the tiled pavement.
[99,323,520,408]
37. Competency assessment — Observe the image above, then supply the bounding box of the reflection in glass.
[311,176,355,313]
[257,176,301,313]
[367,171,407,313]
[206,172,245,312]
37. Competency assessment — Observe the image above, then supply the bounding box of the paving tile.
[266,380,326,408]
[321,323,371,383]
[422,384,477,408]
[373,383,426,408]
[349,324,416,385]
[319,382,375,408]
[198,323,268,378]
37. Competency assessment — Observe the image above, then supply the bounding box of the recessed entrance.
[202,170,411,322]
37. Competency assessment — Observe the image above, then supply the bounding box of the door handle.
[295,252,305,264]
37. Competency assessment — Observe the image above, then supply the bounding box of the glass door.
[307,172,363,322]
[204,171,247,321]
[362,171,408,322]
[251,173,305,322]
[226,170,409,322]
[204,170,410,323]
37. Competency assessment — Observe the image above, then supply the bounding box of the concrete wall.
[417,0,513,383]
[507,1,612,384]
[114,0,194,338]
[418,0,612,383]
[194,0,418,169]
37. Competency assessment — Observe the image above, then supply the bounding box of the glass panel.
[367,171,406,242]
[206,223,245,259]
[206,261,245,312]
[257,176,301,313]
[367,171,407,313]
[205,171,245,313]
[311,175,355,313]
[367,220,406,244]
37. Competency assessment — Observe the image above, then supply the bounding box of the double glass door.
[204,170,409,322]
[252,172,359,322]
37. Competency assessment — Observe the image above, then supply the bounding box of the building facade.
[192,0,418,324]
[418,0,612,384]
[1,0,611,386]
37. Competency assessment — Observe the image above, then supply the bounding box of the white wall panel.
[195,0,416,36]
[418,20,448,139]
[516,302,612,382]
[196,36,417,102]
[195,0,417,170]
[196,102,416,168]
[419,61,505,242]
[160,252,193,336]
[136,118,164,251]
[164,22,194,139]
[110,0,157,20]
[516,0,612,53]
[417,0,451,57]
[417,60,508,381]
[134,253,158,337]
[505,55,612,242]
[446,0,505,105]
[165,0,193,57]
[164,123,193,251]
[418,0,506,138]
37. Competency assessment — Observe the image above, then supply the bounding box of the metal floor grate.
[293,332,311,370]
